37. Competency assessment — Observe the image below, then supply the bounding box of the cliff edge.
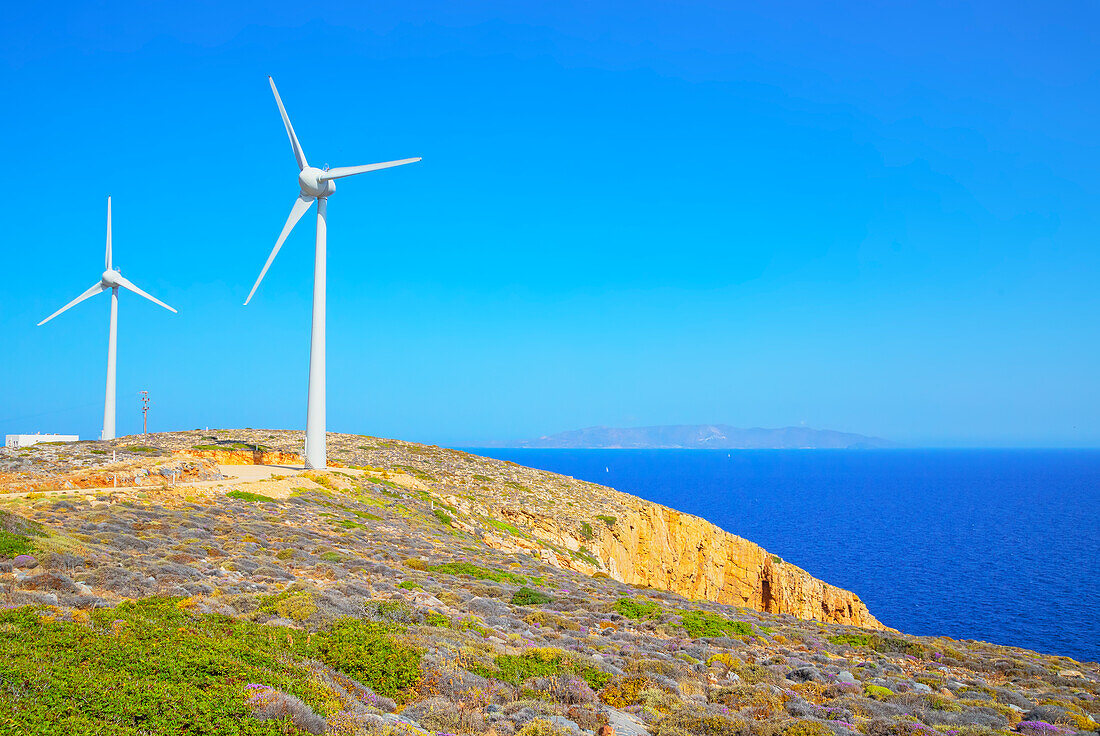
[0,429,879,628]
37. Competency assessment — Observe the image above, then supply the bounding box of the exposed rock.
[595,504,879,627]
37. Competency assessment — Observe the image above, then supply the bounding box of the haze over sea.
[465,448,1100,662]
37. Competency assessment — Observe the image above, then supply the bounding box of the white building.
[5,434,80,449]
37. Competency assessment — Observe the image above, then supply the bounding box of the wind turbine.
[244,76,420,469]
[38,197,178,440]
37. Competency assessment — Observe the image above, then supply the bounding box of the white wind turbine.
[38,197,178,440]
[245,76,420,469]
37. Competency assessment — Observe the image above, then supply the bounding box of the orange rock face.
[596,504,881,628]
[478,495,881,629]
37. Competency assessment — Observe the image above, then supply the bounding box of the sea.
[463,448,1100,663]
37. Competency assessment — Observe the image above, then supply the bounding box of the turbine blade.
[269,76,308,171]
[114,274,178,314]
[37,282,107,326]
[244,194,316,305]
[105,196,112,270]
[318,157,422,181]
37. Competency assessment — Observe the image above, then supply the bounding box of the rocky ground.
[0,430,1097,736]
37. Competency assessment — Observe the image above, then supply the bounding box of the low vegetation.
[0,429,1096,736]
[226,489,277,503]
[680,609,754,638]
[0,596,420,734]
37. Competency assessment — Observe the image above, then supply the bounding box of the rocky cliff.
[595,505,880,627]
[463,487,880,629]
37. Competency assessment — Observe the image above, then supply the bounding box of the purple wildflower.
[1018,722,1071,734]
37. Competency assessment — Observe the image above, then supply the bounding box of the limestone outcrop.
[473,494,881,629]
[595,504,881,627]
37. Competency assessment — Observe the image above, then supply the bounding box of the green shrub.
[428,561,525,585]
[422,612,450,627]
[926,695,962,712]
[580,521,595,540]
[614,597,660,620]
[226,490,276,503]
[482,648,610,691]
[483,516,526,536]
[511,586,553,606]
[397,580,423,590]
[828,633,925,658]
[0,597,333,734]
[680,611,753,638]
[259,589,317,621]
[432,508,454,526]
[865,685,894,700]
[0,530,34,558]
[403,558,429,571]
[595,515,617,528]
[312,618,421,698]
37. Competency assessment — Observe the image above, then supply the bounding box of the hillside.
[495,426,890,449]
[0,429,1096,736]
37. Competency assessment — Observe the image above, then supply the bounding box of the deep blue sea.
[463,449,1100,662]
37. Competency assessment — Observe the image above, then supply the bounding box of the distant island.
[489,424,891,449]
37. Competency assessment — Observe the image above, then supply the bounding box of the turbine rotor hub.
[101,269,121,287]
[298,167,335,198]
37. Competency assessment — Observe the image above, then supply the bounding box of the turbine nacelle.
[298,167,336,198]
[101,269,122,288]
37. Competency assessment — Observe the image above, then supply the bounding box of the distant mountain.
[493,424,891,449]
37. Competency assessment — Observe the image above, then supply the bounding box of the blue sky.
[1,1,1097,446]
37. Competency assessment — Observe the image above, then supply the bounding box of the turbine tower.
[38,197,178,440]
[245,76,420,469]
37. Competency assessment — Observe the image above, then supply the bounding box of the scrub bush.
[512,586,553,606]
[429,561,526,584]
[0,597,332,734]
[680,611,754,638]
[614,597,661,619]
[227,490,276,503]
[313,618,421,698]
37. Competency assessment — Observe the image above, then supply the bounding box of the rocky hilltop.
[0,429,1095,736]
[1,429,877,628]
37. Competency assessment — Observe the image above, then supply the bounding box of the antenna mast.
[140,391,149,437]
